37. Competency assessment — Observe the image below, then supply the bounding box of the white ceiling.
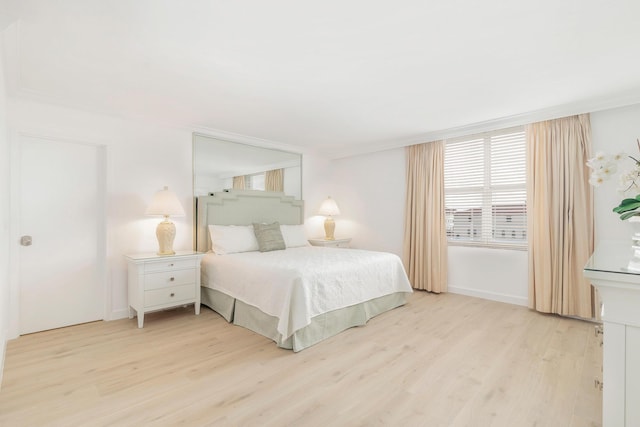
[3,0,640,157]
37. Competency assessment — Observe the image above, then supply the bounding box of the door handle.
[20,235,32,246]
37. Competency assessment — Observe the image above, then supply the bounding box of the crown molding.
[190,128,307,156]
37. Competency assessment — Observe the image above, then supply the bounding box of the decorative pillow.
[253,222,286,252]
[208,225,259,255]
[280,224,310,248]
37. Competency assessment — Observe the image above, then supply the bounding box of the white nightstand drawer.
[144,269,196,290]
[144,284,196,308]
[144,258,197,273]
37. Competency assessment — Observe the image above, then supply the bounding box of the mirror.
[192,133,302,199]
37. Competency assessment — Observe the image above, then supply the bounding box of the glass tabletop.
[584,239,640,276]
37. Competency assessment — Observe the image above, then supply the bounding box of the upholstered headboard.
[196,190,304,252]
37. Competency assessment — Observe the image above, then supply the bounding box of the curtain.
[526,114,595,318]
[265,169,284,192]
[232,175,245,190]
[403,141,448,292]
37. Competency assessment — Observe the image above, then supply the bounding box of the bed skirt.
[200,287,408,352]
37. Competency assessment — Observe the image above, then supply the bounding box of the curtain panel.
[526,114,595,318]
[403,141,448,292]
[265,169,284,192]
[232,175,246,190]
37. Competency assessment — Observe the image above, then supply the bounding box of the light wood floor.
[0,292,602,427]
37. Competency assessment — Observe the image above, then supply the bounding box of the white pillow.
[208,225,259,255]
[280,224,310,248]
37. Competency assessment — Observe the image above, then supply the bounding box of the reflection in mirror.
[193,133,302,200]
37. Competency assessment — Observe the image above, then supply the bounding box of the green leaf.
[613,201,640,213]
[621,198,640,205]
[620,211,640,220]
[635,194,640,201]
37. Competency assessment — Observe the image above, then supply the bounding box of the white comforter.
[201,246,413,339]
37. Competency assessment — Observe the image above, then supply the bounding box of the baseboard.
[109,308,130,321]
[448,285,528,307]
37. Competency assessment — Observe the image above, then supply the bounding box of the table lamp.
[318,196,341,240]
[145,186,185,255]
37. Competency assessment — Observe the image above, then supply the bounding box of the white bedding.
[201,246,413,339]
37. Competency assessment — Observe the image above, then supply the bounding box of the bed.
[196,190,413,351]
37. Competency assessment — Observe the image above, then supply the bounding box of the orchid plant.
[586,139,640,220]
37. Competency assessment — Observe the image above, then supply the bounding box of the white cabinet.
[584,241,640,427]
[308,238,352,248]
[125,251,204,328]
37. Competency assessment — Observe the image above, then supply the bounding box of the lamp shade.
[318,197,340,216]
[145,186,185,217]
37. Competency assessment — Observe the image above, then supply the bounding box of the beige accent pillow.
[252,222,286,252]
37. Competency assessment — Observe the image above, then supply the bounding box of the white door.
[18,135,104,334]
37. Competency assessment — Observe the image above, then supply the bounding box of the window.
[444,127,527,248]
[246,173,265,191]
[226,172,267,191]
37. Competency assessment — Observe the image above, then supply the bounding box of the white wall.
[330,104,640,307]
[331,148,406,254]
[447,246,527,305]
[0,29,10,388]
[301,153,334,239]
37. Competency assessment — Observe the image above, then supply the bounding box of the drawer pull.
[170,277,175,281]
[170,293,175,297]
[168,263,174,267]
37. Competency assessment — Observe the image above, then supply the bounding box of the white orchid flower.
[589,172,605,187]
[613,152,626,162]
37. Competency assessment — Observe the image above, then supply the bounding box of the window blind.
[247,172,266,191]
[444,127,527,248]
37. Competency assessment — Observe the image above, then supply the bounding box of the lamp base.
[324,217,335,240]
[156,218,176,255]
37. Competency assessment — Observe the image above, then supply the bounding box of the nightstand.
[308,238,352,248]
[125,251,204,328]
